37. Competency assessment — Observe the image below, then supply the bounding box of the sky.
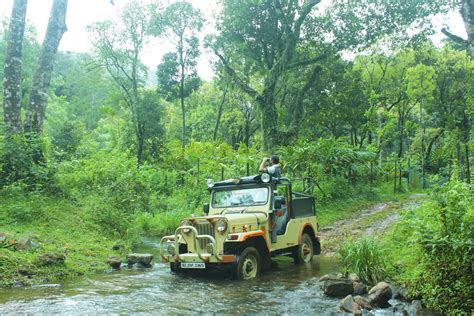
[0,0,467,82]
[0,0,218,80]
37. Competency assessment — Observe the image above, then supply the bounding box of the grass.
[317,182,425,228]
[340,237,388,285]
[0,191,131,288]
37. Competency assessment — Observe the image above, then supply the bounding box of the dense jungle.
[0,0,473,314]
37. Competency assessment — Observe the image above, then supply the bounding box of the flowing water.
[0,239,342,315]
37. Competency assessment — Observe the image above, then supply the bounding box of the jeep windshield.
[213,187,269,208]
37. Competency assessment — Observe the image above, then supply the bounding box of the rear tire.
[235,247,260,280]
[293,233,314,264]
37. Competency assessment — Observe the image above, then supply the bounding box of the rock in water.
[368,282,393,308]
[323,279,354,297]
[107,256,121,269]
[338,295,362,315]
[38,253,66,266]
[126,253,153,268]
[354,295,372,310]
[352,282,367,295]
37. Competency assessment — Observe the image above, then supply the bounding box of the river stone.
[38,253,66,266]
[338,295,355,313]
[323,279,353,297]
[368,282,392,308]
[107,256,121,269]
[354,295,372,310]
[319,272,344,282]
[353,281,368,295]
[348,273,360,282]
[127,253,153,268]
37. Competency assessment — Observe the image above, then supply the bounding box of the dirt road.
[319,194,426,256]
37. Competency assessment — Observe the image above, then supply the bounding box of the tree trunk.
[465,143,471,184]
[25,0,68,135]
[213,88,227,142]
[2,0,28,135]
[462,0,474,58]
[259,87,279,151]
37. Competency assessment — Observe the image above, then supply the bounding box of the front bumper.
[160,225,236,264]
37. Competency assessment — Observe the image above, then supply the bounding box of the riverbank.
[0,185,422,289]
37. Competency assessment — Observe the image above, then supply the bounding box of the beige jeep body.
[160,174,320,279]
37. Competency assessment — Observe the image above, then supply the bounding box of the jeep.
[160,173,320,280]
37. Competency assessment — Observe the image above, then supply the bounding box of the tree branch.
[287,53,326,69]
[441,28,468,45]
[214,50,261,101]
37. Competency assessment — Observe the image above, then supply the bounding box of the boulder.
[323,279,354,297]
[352,282,367,295]
[348,273,360,282]
[107,256,122,269]
[126,253,153,268]
[38,253,66,266]
[368,282,392,308]
[338,295,362,315]
[392,285,409,302]
[14,237,32,251]
[319,272,344,282]
[338,295,355,313]
[354,295,372,310]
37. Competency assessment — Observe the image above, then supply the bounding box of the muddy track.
[319,194,426,256]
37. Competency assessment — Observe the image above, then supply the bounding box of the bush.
[340,237,388,285]
[412,181,473,314]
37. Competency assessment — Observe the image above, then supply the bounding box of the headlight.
[216,219,227,233]
[180,220,192,234]
[261,173,271,183]
[167,243,176,256]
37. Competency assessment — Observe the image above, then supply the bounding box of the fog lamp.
[207,179,214,188]
[261,173,271,183]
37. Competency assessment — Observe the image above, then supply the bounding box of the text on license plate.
[180,262,205,269]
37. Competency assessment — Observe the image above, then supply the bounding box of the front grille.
[195,222,214,251]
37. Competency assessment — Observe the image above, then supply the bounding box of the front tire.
[293,233,314,264]
[235,247,260,280]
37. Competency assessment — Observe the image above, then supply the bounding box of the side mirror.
[203,203,209,215]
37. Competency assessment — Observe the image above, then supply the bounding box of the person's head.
[270,154,279,165]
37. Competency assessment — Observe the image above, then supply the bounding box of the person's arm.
[259,158,269,173]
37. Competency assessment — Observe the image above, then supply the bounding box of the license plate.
[180,262,205,269]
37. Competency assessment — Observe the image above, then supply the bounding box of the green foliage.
[340,237,388,285]
[383,180,473,314]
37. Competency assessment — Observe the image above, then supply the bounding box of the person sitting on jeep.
[259,155,281,178]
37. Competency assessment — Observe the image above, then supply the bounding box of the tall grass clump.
[340,237,388,285]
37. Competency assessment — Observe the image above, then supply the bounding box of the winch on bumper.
[160,223,236,267]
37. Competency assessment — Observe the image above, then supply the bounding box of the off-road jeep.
[160,173,320,280]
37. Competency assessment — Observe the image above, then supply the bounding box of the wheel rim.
[301,241,313,262]
[242,255,258,279]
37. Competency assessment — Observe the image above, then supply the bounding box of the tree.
[89,0,156,164]
[153,1,203,149]
[213,0,453,150]
[442,0,474,58]
[24,0,68,163]
[2,0,28,136]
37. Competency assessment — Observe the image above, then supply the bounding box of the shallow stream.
[0,239,342,314]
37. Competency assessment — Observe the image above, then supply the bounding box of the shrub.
[340,237,388,285]
[410,181,473,314]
